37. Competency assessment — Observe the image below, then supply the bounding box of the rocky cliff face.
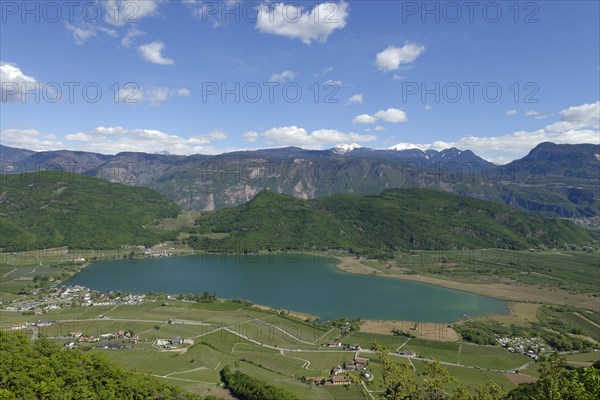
[1,143,598,217]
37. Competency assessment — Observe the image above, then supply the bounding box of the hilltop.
[0,172,180,251]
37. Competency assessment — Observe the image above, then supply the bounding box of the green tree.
[372,341,421,400]
[422,359,454,399]
[449,384,471,400]
[533,353,570,400]
[474,381,505,400]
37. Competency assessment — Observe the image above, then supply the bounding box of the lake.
[64,254,507,322]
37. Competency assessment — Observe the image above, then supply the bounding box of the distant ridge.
[1,142,598,217]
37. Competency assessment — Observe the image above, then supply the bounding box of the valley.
[0,148,598,400]
[3,2,599,397]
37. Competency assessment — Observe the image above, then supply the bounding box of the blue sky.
[1,0,598,163]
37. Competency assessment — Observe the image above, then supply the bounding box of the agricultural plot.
[234,318,325,349]
[345,331,409,351]
[2,296,580,399]
[234,347,305,376]
[286,351,355,371]
[402,338,461,364]
[235,361,345,400]
[412,360,515,393]
[563,351,600,366]
[458,343,530,370]
[561,312,600,342]
[384,250,600,295]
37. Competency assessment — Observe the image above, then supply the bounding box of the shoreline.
[4,248,598,326]
[334,256,600,313]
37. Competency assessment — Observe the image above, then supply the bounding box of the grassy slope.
[188,189,594,255]
[0,172,180,251]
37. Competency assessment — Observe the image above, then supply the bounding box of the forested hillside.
[0,331,208,400]
[0,172,180,251]
[187,189,594,256]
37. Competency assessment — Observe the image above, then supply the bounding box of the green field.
[1,243,597,400]
[564,351,600,364]
[560,312,600,342]
[363,249,600,295]
[0,298,547,399]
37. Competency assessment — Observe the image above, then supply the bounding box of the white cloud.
[0,63,38,103]
[506,109,517,116]
[144,87,171,105]
[256,1,349,45]
[117,86,189,105]
[346,94,363,105]
[60,126,227,154]
[374,126,385,131]
[324,79,342,86]
[424,105,432,111]
[121,27,146,47]
[525,109,549,120]
[243,131,259,143]
[317,66,334,76]
[376,42,425,72]
[65,24,97,45]
[138,41,174,65]
[64,23,119,45]
[0,128,63,150]
[352,114,377,124]
[261,126,376,149]
[392,74,406,80]
[98,26,119,37]
[546,102,599,132]
[352,108,407,125]
[395,101,600,163]
[374,108,407,123]
[208,130,227,140]
[103,0,165,26]
[270,70,297,82]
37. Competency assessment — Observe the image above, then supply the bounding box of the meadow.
[1,247,598,399]
[0,299,539,399]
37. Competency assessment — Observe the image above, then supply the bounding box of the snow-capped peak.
[333,143,363,154]
[388,143,421,151]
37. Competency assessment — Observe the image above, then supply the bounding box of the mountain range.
[1,142,598,217]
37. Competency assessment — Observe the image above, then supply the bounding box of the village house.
[154,337,194,349]
[330,375,352,385]
[326,340,342,347]
[99,333,115,340]
[401,350,417,357]
[344,361,357,371]
[306,376,326,385]
[101,341,123,350]
[79,336,99,343]
[331,365,343,375]
[354,357,369,368]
